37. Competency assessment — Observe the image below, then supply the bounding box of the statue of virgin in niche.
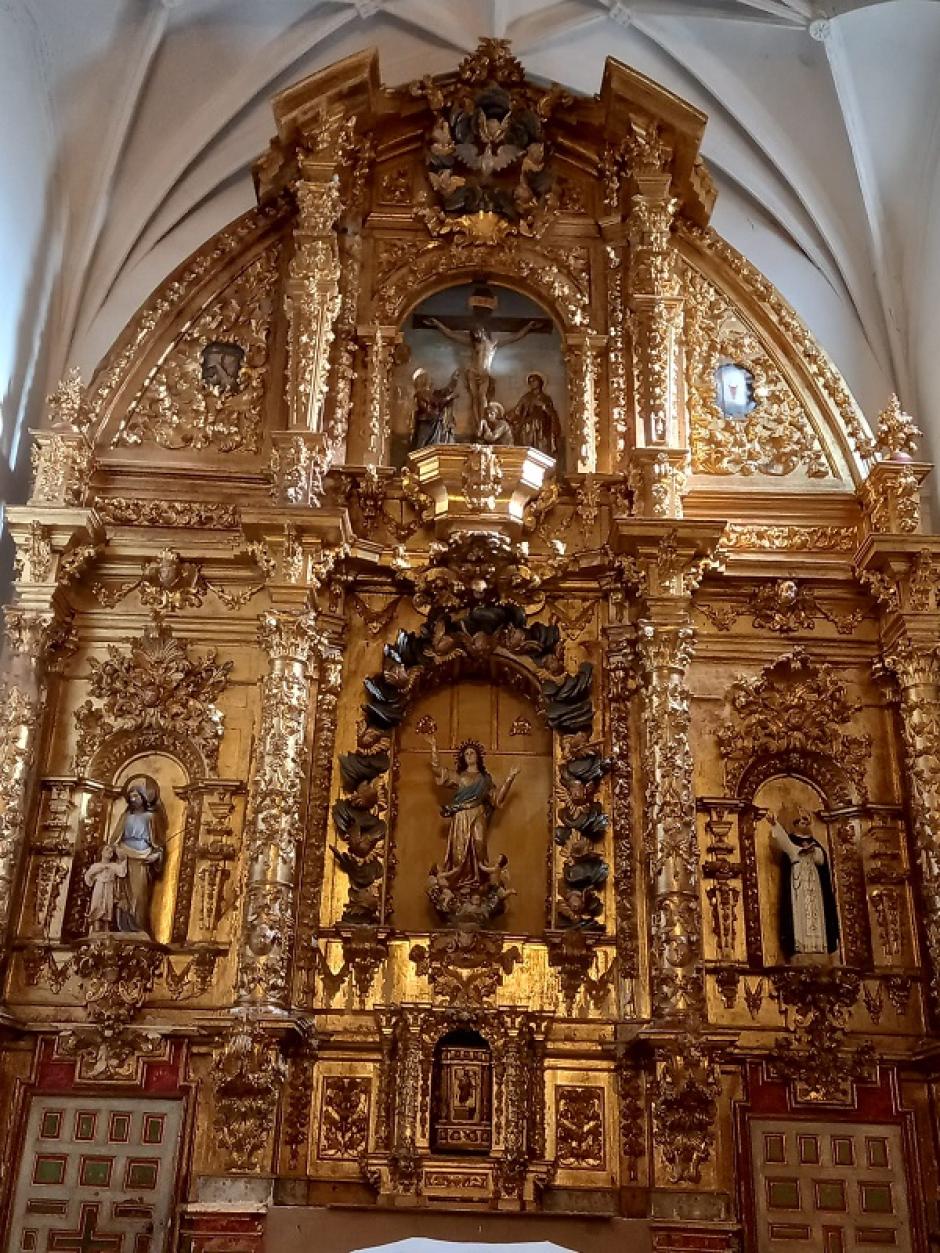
[107,775,166,938]
[424,733,518,924]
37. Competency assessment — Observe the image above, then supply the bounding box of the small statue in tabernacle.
[84,845,128,933]
[108,775,166,938]
[424,733,519,924]
[509,371,560,456]
[766,807,839,958]
[410,367,460,449]
[477,400,514,446]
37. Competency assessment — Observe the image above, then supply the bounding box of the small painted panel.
[109,1114,131,1144]
[860,1182,894,1215]
[866,1138,890,1169]
[798,1135,819,1164]
[815,1180,847,1211]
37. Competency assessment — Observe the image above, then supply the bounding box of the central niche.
[389,280,567,467]
[393,678,552,934]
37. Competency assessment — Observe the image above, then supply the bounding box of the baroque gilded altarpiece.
[1,39,939,1253]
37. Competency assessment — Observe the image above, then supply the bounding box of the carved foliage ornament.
[684,265,830,479]
[651,1040,721,1185]
[74,621,232,774]
[116,246,279,453]
[770,967,874,1103]
[410,39,568,245]
[555,1086,604,1170]
[213,1024,288,1171]
[718,648,870,799]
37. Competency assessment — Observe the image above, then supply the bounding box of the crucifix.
[47,1204,124,1253]
[413,286,552,428]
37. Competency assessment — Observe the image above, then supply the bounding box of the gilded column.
[498,1014,530,1195]
[274,161,344,505]
[325,230,363,459]
[856,396,940,1004]
[286,172,343,433]
[612,520,724,1023]
[354,324,400,466]
[603,228,630,470]
[605,625,640,1017]
[0,610,75,943]
[626,127,687,517]
[881,638,940,1007]
[236,609,321,1011]
[638,615,701,1021]
[564,332,606,474]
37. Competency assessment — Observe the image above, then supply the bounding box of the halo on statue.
[454,738,487,770]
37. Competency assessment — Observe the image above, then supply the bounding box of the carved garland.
[331,602,610,932]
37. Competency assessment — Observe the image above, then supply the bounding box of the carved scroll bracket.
[404,444,555,543]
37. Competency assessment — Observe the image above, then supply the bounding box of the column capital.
[608,516,725,603]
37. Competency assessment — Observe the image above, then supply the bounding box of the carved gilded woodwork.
[684,265,830,479]
[5,37,940,1247]
[116,246,280,453]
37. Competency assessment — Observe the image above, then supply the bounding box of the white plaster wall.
[1,0,937,522]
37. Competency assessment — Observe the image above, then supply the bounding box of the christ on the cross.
[425,317,540,427]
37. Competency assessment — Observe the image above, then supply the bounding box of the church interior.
[3,2,940,1251]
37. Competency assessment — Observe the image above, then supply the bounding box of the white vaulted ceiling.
[2,0,940,514]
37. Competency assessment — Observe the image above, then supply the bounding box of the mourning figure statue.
[411,367,460,449]
[509,371,560,456]
[477,400,514,446]
[766,807,839,958]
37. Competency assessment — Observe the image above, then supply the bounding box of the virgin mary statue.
[424,734,518,922]
[108,775,166,938]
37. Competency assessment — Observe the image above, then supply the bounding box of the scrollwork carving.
[116,247,279,452]
[73,621,231,775]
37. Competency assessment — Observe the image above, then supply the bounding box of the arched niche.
[735,757,870,970]
[748,775,839,969]
[394,674,552,934]
[65,731,207,945]
[389,280,567,469]
[430,1027,493,1155]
